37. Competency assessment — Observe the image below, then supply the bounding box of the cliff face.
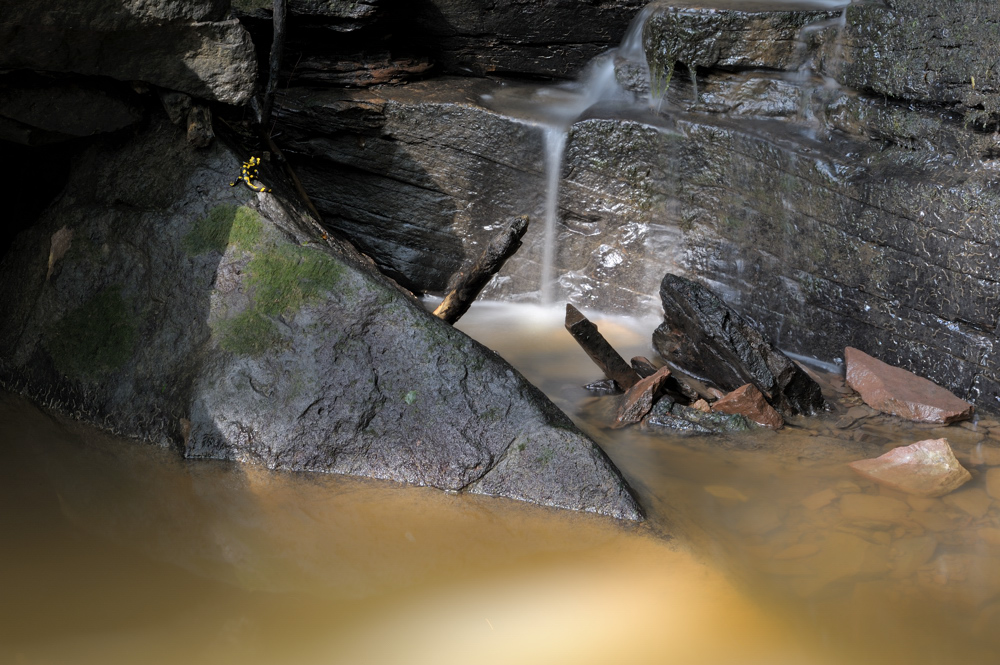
[249,0,1000,412]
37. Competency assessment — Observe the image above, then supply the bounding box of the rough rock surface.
[645,395,753,434]
[848,439,972,498]
[0,0,257,104]
[0,116,642,521]
[712,383,783,430]
[243,0,1000,413]
[845,347,975,424]
[652,273,825,416]
[643,6,840,76]
[832,0,1000,124]
[616,366,672,426]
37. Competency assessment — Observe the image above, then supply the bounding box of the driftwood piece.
[433,216,529,324]
[565,304,640,390]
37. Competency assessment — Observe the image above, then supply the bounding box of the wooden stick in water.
[433,216,529,325]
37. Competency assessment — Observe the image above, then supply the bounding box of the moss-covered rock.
[0,115,642,521]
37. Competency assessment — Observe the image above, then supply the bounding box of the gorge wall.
[256,0,1000,412]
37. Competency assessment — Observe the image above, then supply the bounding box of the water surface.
[3,302,1000,664]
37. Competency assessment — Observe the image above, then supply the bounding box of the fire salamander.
[230,156,271,193]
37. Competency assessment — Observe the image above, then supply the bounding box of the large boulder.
[0,0,257,104]
[652,273,825,416]
[0,116,642,521]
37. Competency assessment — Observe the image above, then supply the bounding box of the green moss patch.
[217,241,347,357]
[217,309,285,357]
[183,204,262,255]
[46,286,137,379]
[247,244,345,316]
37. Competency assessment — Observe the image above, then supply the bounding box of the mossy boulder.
[0,116,642,521]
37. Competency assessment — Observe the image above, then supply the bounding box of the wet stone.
[889,535,939,577]
[652,273,825,416]
[845,347,975,424]
[840,493,911,524]
[942,488,993,519]
[630,356,659,379]
[584,379,622,395]
[712,383,784,430]
[801,488,839,511]
[967,444,1000,466]
[704,485,749,505]
[985,468,1000,501]
[615,366,672,427]
[848,439,973,498]
[645,398,754,434]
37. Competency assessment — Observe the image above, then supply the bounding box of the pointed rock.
[848,438,972,498]
[845,347,974,424]
[712,383,784,429]
[616,366,672,427]
[566,304,640,390]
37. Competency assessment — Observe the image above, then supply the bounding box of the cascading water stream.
[539,126,567,305]
[485,0,852,308]
[482,7,659,305]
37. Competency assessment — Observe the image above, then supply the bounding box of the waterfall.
[539,127,568,305]
[480,5,660,304]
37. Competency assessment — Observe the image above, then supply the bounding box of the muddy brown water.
[3,302,1000,664]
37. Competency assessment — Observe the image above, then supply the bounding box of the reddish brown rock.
[711,384,784,429]
[848,438,972,498]
[615,366,672,427]
[845,347,974,424]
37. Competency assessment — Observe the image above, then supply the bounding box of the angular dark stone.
[652,273,825,416]
[584,379,622,395]
[631,355,659,378]
[645,396,753,434]
[615,366,672,427]
[565,304,640,391]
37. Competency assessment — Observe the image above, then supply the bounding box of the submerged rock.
[652,273,825,416]
[0,116,643,521]
[848,439,972,498]
[845,347,975,424]
[645,396,753,434]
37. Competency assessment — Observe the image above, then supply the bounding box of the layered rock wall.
[259,1,1000,411]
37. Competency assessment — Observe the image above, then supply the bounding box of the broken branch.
[433,216,529,324]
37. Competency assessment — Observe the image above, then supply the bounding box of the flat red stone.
[848,438,972,497]
[712,383,783,429]
[616,366,672,427]
[845,347,974,424]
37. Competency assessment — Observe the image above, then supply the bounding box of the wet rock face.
[0,117,642,521]
[643,6,839,76]
[410,0,649,79]
[0,0,257,104]
[835,0,1000,124]
[274,79,549,294]
[247,0,1000,414]
[653,273,825,416]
